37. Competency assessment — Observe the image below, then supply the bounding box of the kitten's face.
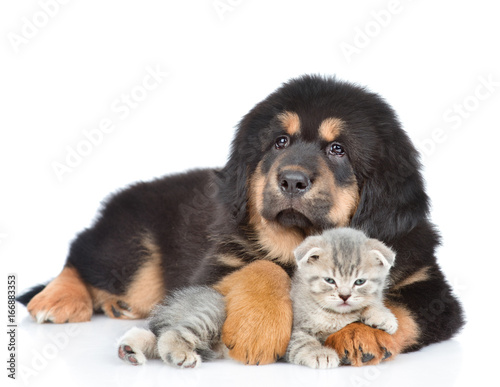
[294,228,395,314]
[306,262,386,313]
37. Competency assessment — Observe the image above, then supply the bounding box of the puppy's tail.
[16,284,47,306]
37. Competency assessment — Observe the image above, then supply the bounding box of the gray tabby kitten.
[285,227,398,369]
[118,228,396,369]
[118,286,227,368]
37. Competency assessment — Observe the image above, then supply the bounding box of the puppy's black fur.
[20,75,464,351]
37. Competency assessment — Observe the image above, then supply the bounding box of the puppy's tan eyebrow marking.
[319,117,344,142]
[277,111,301,136]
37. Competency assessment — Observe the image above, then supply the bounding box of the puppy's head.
[247,112,359,233]
[219,75,429,245]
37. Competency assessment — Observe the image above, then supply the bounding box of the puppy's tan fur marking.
[90,234,165,319]
[278,111,301,136]
[247,161,305,265]
[385,301,420,351]
[393,267,431,290]
[27,266,93,323]
[214,261,293,365]
[319,117,344,142]
[314,157,359,226]
[217,254,246,268]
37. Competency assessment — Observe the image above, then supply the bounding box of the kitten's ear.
[295,247,324,268]
[365,238,396,268]
[294,236,328,268]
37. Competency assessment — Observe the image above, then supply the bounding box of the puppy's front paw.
[27,268,92,323]
[222,307,291,365]
[324,323,397,366]
[216,261,293,365]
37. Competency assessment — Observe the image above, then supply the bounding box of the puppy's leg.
[324,303,418,366]
[215,261,293,365]
[118,327,158,366]
[27,266,93,323]
[89,250,165,321]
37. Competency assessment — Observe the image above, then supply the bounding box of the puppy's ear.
[217,106,276,224]
[350,118,430,241]
[294,235,328,268]
[216,156,249,224]
[365,238,396,268]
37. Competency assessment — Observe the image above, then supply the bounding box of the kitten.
[285,227,398,369]
[118,286,227,368]
[118,228,397,369]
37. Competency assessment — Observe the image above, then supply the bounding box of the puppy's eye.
[354,279,366,286]
[275,135,290,150]
[328,142,345,157]
[324,277,336,285]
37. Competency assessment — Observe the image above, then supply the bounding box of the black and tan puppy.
[19,75,464,366]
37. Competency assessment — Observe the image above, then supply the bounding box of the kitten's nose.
[339,294,351,302]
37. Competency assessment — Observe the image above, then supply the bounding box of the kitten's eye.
[324,277,336,285]
[328,142,345,157]
[275,135,290,150]
[354,279,366,286]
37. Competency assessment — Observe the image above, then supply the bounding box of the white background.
[1,1,499,386]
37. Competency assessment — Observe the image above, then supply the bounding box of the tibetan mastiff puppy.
[19,75,464,366]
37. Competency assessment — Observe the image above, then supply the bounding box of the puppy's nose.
[278,170,311,196]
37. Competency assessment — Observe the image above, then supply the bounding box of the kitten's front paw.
[364,312,398,335]
[295,347,340,369]
[378,314,399,335]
